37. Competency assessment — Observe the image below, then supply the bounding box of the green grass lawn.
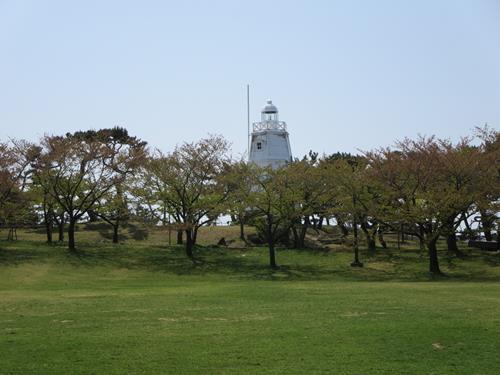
[1,225,499,374]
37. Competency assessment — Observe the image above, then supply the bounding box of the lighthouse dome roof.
[261,99,278,114]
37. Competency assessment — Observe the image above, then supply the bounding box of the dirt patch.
[432,342,444,350]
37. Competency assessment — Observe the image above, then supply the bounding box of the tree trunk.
[68,218,76,251]
[418,226,425,255]
[377,230,387,249]
[269,239,278,269]
[185,229,194,260]
[58,220,64,242]
[367,236,376,254]
[193,227,198,246]
[8,227,18,241]
[360,222,376,254]
[87,209,98,222]
[484,229,493,242]
[462,212,472,234]
[481,211,494,241]
[351,219,363,267]
[446,233,464,258]
[177,230,183,245]
[336,217,349,237]
[45,220,53,243]
[43,206,53,243]
[239,220,245,240]
[311,216,318,230]
[112,224,119,244]
[44,211,53,243]
[299,225,307,248]
[444,218,464,258]
[291,226,299,248]
[291,222,307,249]
[317,216,324,230]
[267,214,278,269]
[427,237,441,275]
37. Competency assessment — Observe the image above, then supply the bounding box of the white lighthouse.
[249,99,292,169]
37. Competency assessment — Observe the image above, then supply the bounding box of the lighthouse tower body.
[249,100,292,169]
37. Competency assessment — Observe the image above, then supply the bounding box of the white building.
[248,99,292,168]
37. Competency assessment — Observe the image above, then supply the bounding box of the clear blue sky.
[1,0,499,158]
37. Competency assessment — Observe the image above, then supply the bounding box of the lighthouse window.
[257,142,262,150]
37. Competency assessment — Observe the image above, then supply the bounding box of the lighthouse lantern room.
[248,99,292,169]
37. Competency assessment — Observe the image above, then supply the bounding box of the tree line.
[0,126,498,275]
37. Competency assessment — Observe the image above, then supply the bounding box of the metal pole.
[247,84,250,157]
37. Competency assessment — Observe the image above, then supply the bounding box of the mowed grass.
[1,225,500,374]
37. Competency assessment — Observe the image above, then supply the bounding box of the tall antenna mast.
[247,84,250,157]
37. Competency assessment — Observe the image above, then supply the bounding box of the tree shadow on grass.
[127,223,149,241]
[0,240,499,282]
[0,240,67,265]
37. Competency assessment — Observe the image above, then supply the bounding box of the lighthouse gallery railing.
[252,121,287,132]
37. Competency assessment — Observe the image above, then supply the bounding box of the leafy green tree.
[0,188,37,240]
[285,158,333,248]
[224,160,255,241]
[366,136,491,274]
[322,158,368,266]
[32,168,68,243]
[94,182,131,243]
[138,136,231,260]
[0,140,39,241]
[433,138,494,256]
[35,128,146,250]
[474,126,500,241]
[0,140,39,209]
[246,165,300,268]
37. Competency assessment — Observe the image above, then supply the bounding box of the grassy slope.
[0,225,499,374]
